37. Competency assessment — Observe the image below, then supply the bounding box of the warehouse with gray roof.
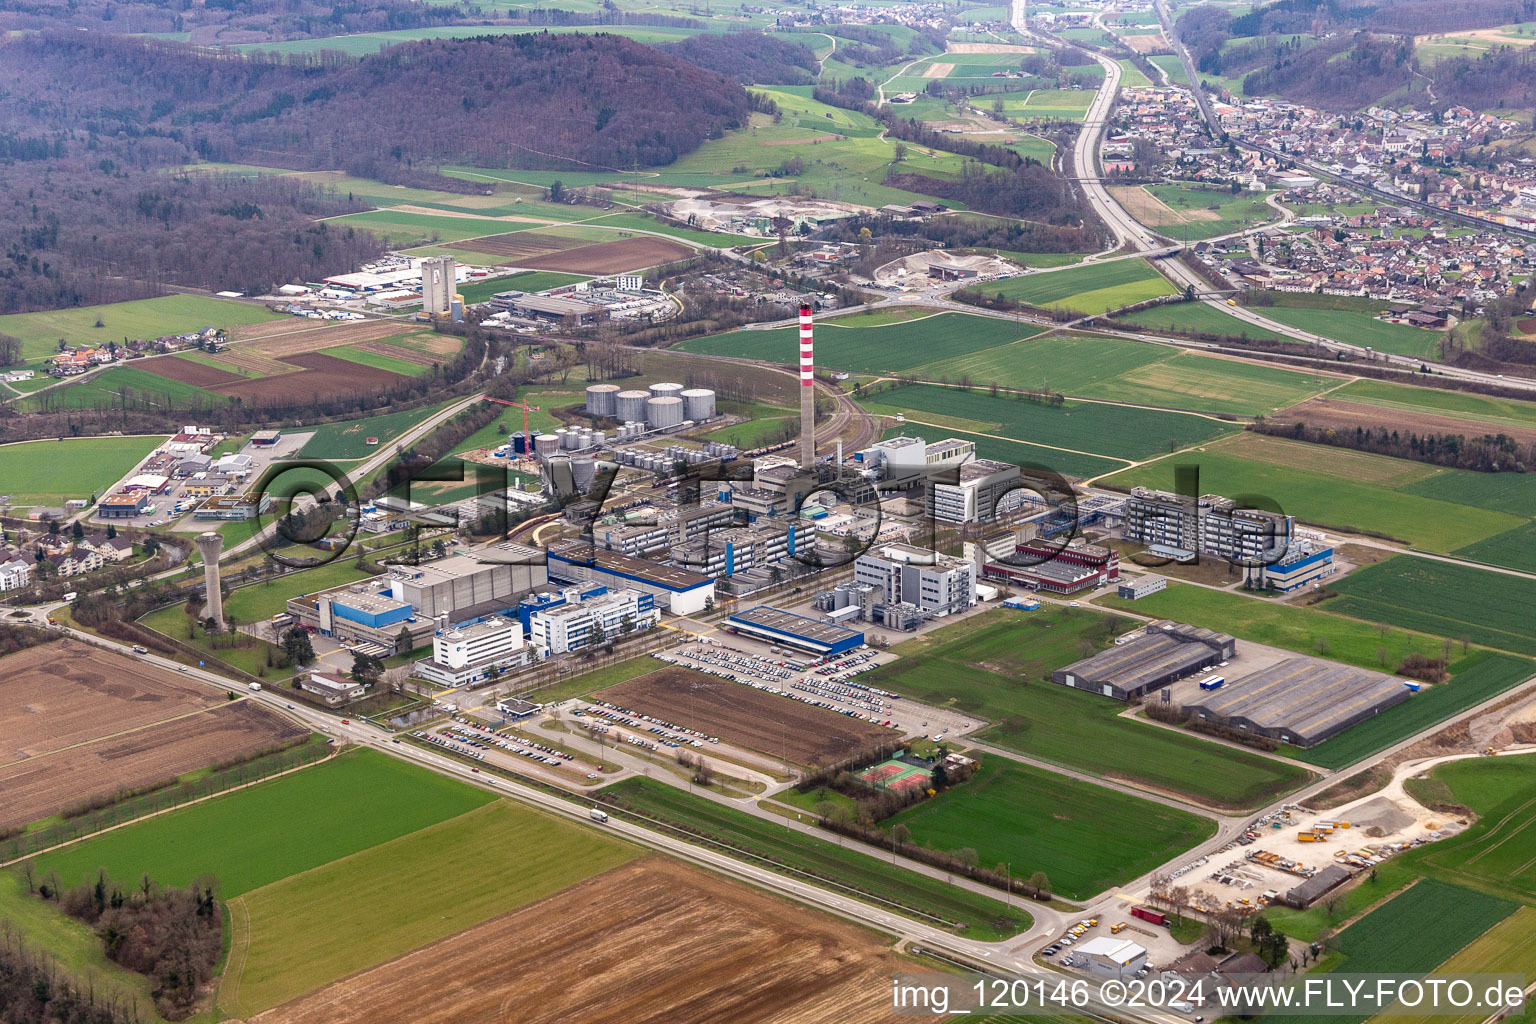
[1051,620,1236,700]
[1184,657,1410,747]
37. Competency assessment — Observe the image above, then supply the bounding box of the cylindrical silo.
[543,453,571,490]
[615,390,649,423]
[562,429,580,450]
[585,383,620,417]
[681,388,716,422]
[534,433,560,457]
[649,382,683,400]
[647,396,684,429]
[572,455,596,492]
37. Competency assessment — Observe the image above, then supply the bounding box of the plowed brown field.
[0,641,220,760]
[211,352,405,403]
[0,701,304,830]
[596,667,891,767]
[147,357,244,388]
[252,857,911,1024]
[518,236,691,273]
[1275,397,1536,447]
[450,230,579,261]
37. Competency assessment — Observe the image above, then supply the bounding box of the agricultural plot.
[1096,582,1475,675]
[675,311,1035,374]
[1254,305,1444,358]
[1273,396,1536,454]
[1454,520,1536,573]
[515,235,693,273]
[36,749,495,895]
[877,425,1128,479]
[884,758,1217,900]
[996,89,1097,120]
[1112,299,1290,342]
[1326,557,1536,657]
[0,701,305,832]
[1398,468,1536,518]
[597,778,1028,940]
[861,383,1237,461]
[985,258,1176,313]
[221,801,637,1017]
[1109,184,1277,240]
[325,209,533,246]
[455,270,589,304]
[595,667,891,767]
[866,608,1310,808]
[1334,379,1536,431]
[1411,754,1536,903]
[298,399,453,459]
[1372,907,1536,1024]
[0,434,163,507]
[248,857,927,1024]
[0,294,283,364]
[1294,652,1533,770]
[1264,880,1516,1024]
[17,364,228,412]
[1099,433,1525,552]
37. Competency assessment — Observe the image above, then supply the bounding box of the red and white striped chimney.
[799,304,816,469]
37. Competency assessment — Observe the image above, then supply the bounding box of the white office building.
[929,458,1022,524]
[854,543,976,617]
[529,588,658,655]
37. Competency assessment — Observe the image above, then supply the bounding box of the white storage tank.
[534,433,560,457]
[585,383,620,417]
[647,396,684,429]
[615,390,649,423]
[681,388,716,421]
[649,382,683,400]
[572,455,596,491]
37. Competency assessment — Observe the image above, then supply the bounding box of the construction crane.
[484,395,540,441]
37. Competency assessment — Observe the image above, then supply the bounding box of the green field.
[17,363,229,412]
[325,209,530,246]
[455,270,590,304]
[297,399,454,459]
[1116,58,1153,88]
[1411,754,1536,903]
[1334,379,1536,431]
[1255,305,1445,358]
[1112,299,1289,341]
[0,434,163,508]
[220,800,636,1017]
[597,777,1031,940]
[862,383,1236,461]
[866,607,1312,809]
[1398,468,1536,518]
[877,425,1128,479]
[1140,184,1277,240]
[1371,906,1536,1024]
[984,258,1176,314]
[1265,880,1517,1024]
[37,750,494,896]
[1295,652,1534,770]
[1097,582,1475,674]
[883,758,1217,900]
[0,294,283,364]
[675,312,1035,373]
[1454,520,1536,573]
[327,344,432,377]
[1099,434,1525,551]
[1327,557,1536,657]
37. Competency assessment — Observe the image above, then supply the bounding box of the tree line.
[1250,418,1534,473]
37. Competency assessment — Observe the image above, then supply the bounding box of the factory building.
[383,551,548,621]
[1184,658,1410,747]
[671,521,797,577]
[1124,487,1293,564]
[726,605,865,657]
[420,256,457,316]
[547,541,715,615]
[928,458,1022,524]
[529,588,658,654]
[1075,937,1149,979]
[853,435,976,480]
[416,615,532,687]
[1259,540,1336,592]
[285,586,438,655]
[1052,620,1236,700]
[982,534,1120,596]
[854,543,976,618]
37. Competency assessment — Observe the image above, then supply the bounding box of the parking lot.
[415,715,603,788]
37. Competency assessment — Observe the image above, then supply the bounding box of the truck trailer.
[589,808,609,823]
[1198,675,1225,691]
[1130,906,1167,926]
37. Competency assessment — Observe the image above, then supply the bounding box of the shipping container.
[1130,906,1167,926]
[1198,675,1225,691]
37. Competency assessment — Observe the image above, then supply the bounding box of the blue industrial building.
[726,606,864,657]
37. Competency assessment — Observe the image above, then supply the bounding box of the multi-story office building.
[529,588,658,654]
[1124,487,1292,563]
[854,543,976,617]
[416,615,531,686]
[928,458,1021,524]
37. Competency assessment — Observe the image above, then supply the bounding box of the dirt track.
[0,641,219,760]
[252,857,913,1024]
[0,701,303,830]
[596,667,891,767]
[1275,397,1536,447]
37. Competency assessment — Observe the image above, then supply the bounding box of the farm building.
[726,606,865,657]
[1282,865,1353,908]
[1183,658,1409,747]
[1052,620,1235,700]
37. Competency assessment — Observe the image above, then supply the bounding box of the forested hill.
[0,31,754,172]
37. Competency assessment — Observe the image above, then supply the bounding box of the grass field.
[1454,520,1536,573]
[325,209,533,246]
[0,294,283,364]
[865,607,1312,809]
[36,750,494,896]
[219,800,637,1017]
[1265,880,1517,1024]
[1112,300,1289,342]
[1294,651,1533,770]
[862,383,1237,461]
[1254,305,1445,358]
[1099,434,1525,552]
[1096,582,1475,674]
[297,399,453,459]
[983,258,1176,314]
[1326,557,1536,657]
[17,363,229,412]
[675,312,1035,373]
[0,434,163,508]
[1371,906,1536,1024]
[1136,184,1277,240]
[1334,379,1536,431]
[1411,753,1536,903]
[597,777,1031,940]
[877,425,1128,479]
[883,758,1217,900]
[455,270,589,304]
[1398,468,1536,518]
